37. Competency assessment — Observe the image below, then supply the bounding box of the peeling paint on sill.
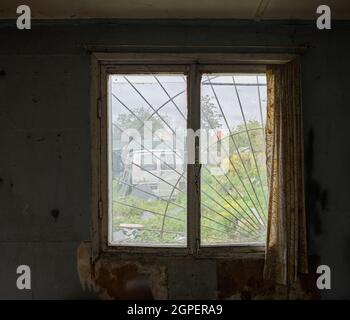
[77,242,167,299]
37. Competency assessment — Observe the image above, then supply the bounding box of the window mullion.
[187,64,201,254]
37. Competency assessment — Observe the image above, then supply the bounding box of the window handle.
[196,238,200,256]
[194,163,201,194]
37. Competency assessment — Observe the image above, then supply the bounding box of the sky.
[109,73,267,140]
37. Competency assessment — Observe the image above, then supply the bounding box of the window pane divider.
[187,64,201,255]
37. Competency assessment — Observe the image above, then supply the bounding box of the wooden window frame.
[90,52,296,261]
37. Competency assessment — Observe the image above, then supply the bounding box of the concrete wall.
[0,20,349,299]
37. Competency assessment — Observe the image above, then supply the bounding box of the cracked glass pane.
[108,74,187,246]
[200,73,268,245]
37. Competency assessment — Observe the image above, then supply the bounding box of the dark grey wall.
[0,20,349,299]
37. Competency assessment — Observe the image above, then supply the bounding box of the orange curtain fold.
[264,58,308,286]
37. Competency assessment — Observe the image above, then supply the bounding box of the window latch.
[194,136,201,193]
[196,238,200,255]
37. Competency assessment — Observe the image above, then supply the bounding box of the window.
[91,53,282,257]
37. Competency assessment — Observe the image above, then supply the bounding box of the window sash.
[101,65,193,255]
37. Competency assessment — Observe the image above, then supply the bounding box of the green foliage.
[199,119,268,243]
[201,95,223,129]
[112,180,186,244]
[231,120,264,152]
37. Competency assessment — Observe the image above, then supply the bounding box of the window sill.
[99,243,265,260]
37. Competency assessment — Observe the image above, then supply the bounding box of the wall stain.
[77,243,167,300]
[51,209,60,221]
[305,129,328,236]
[217,258,319,299]
[95,265,153,300]
[77,243,319,300]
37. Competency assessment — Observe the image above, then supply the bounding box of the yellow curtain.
[264,58,308,285]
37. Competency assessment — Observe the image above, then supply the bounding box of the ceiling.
[0,0,349,20]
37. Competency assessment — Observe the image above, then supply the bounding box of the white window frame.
[90,52,296,261]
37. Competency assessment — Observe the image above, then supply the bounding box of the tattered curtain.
[264,58,308,286]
